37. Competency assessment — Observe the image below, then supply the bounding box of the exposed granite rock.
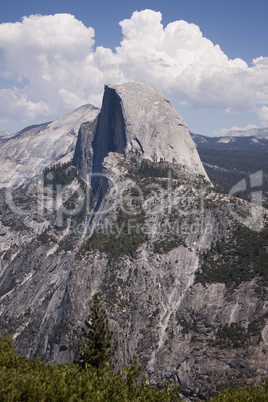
[0,151,267,399]
[91,83,210,191]
[73,117,99,181]
[0,104,99,189]
[0,83,267,400]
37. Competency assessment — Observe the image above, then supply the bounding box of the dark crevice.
[134,137,144,154]
[91,85,127,206]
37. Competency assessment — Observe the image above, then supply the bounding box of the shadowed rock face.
[91,85,127,192]
[73,118,98,182]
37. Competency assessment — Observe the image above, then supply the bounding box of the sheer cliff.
[90,83,210,187]
[0,83,267,399]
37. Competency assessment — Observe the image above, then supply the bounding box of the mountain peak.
[92,82,210,182]
[0,104,99,189]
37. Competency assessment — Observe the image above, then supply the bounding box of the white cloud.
[215,124,259,136]
[0,10,268,132]
[116,10,267,113]
[0,88,49,122]
[0,14,102,125]
[258,106,268,126]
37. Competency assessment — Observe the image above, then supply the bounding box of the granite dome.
[101,82,210,181]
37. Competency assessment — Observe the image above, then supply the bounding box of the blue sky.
[0,0,267,135]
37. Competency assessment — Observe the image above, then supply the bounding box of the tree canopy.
[77,294,118,370]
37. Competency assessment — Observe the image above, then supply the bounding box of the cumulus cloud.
[0,88,49,122]
[258,106,268,126]
[117,10,267,112]
[215,124,259,136]
[0,14,104,124]
[0,10,268,132]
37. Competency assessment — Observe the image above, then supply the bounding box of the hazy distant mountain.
[0,129,14,140]
[190,131,268,208]
[190,132,268,151]
[226,127,268,137]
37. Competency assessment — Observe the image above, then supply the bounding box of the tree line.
[1,295,268,400]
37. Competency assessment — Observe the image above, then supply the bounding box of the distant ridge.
[190,132,268,151]
[226,127,268,137]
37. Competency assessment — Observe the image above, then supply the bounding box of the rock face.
[0,104,99,189]
[0,83,267,399]
[73,118,98,182]
[91,83,210,190]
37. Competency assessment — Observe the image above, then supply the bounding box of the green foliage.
[77,294,118,370]
[80,208,147,260]
[43,162,76,188]
[211,313,268,348]
[0,334,15,352]
[176,318,191,335]
[209,378,268,401]
[135,159,176,179]
[3,337,268,402]
[198,149,268,176]
[82,231,146,261]
[198,148,268,207]
[195,225,268,289]
[36,231,51,244]
[2,337,268,401]
[0,335,182,401]
[153,238,179,254]
[211,323,248,349]
[58,232,78,252]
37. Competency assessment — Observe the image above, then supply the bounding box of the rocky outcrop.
[0,82,267,399]
[73,118,99,182]
[91,85,127,192]
[92,83,210,186]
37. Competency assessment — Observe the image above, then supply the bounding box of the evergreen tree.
[0,334,14,352]
[77,294,118,369]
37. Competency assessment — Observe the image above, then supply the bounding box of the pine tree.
[77,294,117,370]
[0,334,15,352]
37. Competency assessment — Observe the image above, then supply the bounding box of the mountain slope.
[0,104,100,189]
[0,83,267,399]
[226,127,268,137]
